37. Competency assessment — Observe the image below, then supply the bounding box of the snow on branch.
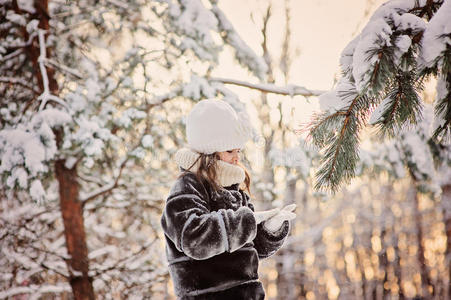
[90,239,157,276]
[146,86,183,107]
[209,77,325,97]
[6,32,37,50]
[210,3,268,79]
[36,30,69,112]
[0,284,71,299]
[0,49,23,62]
[44,58,83,79]
[0,76,39,93]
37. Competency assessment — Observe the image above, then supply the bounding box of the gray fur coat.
[161,171,290,299]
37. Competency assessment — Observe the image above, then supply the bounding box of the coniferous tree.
[308,0,450,191]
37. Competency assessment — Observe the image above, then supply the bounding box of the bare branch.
[0,49,23,62]
[209,77,325,97]
[81,158,128,205]
[36,29,69,111]
[4,32,37,50]
[44,58,83,79]
[90,239,158,276]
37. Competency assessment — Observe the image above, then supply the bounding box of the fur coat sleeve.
[242,192,290,259]
[161,173,258,260]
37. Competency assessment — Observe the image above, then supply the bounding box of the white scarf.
[174,148,245,187]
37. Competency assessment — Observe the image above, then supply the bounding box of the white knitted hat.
[186,99,249,154]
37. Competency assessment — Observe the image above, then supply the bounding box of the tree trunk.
[56,160,95,300]
[379,228,389,300]
[442,184,451,299]
[26,1,95,298]
[393,236,405,300]
[411,185,433,298]
[276,175,297,299]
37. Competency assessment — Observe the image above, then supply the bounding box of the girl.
[161,99,296,299]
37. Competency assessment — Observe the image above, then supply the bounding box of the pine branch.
[366,45,397,96]
[433,74,451,143]
[308,85,369,191]
[315,97,361,191]
[308,111,347,147]
[374,71,424,137]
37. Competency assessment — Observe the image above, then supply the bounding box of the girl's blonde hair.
[181,152,251,195]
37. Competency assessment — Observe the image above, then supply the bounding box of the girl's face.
[217,149,241,165]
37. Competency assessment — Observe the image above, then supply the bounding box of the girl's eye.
[226,149,241,154]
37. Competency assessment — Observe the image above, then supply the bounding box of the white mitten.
[253,208,280,224]
[263,204,297,232]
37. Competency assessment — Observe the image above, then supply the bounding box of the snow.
[72,116,116,158]
[11,167,28,189]
[88,245,117,259]
[6,11,26,26]
[402,133,434,178]
[433,76,449,133]
[319,79,355,112]
[86,80,101,102]
[370,0,417,21]
[167,0,220,61]
[17,0,36,13]
[352,18,392,92]
[393,35,412,65]
[339,36,359,75]
[34,108,72,127]
[420,0,451,68]
[84,138,104,156]
[270,147,311,177]
[395,13,426,32]
[141,135,154,148]
[30,180,46,203]
[26,19,39,34]
[211,5,268,79]
[174,0,218,46]
[0,129,46,176]
[0,284,72,298]
[369,96,391,125]
[387,144,405,178]
[67,91,87,113]
[398,104,436,181]
[116,108,147,128]
[183,75,216,100]
[64,156,78,169]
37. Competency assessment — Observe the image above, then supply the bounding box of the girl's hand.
[264,204,297,232]
[253,208,280,224]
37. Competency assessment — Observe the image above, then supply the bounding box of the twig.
[44,58,83,79]
[80,158,127,205]
[0,49,23,62]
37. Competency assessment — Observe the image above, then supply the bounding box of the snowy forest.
[0,0,450,299]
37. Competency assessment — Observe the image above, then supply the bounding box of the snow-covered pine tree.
[0,0,269,298]
[308,0,450,191]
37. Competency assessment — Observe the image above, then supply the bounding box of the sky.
[208,0,388,123]
[207,0,387,129]
[216,0,387,90]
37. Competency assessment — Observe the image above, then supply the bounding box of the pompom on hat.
[186,99,251,154]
